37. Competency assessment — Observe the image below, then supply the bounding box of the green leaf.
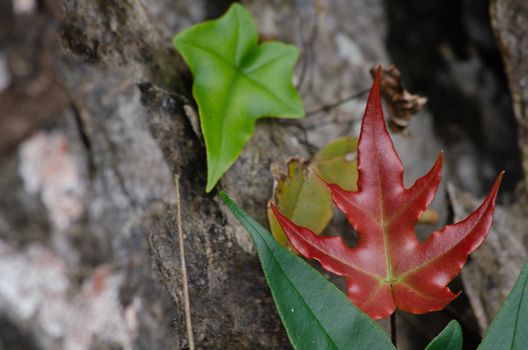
[425,320,463,350]
[267,159,332,248]
[313,136,358,191]
[267,137,358,249]
[478,260,528,350]
[221,192,394,350]
[174,4,304,192]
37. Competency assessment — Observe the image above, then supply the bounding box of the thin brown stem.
[305,88,370,117]
[391,312,397,348]
[174,175,195,350]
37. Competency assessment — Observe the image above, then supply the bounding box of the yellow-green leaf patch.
[267,137,358,248]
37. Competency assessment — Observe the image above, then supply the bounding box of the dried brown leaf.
[370,64,427,134]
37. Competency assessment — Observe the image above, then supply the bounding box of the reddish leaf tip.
[490,171,504,200]
[372,65,382,97]
[367,65,382,109]
[373,64,382,77]
[435,151,444,166]
[270,203,283,220]
[484,171,504,204]
[496,170,504,182]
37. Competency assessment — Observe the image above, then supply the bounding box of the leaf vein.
[177,41,299,113]
[397,202,490,280]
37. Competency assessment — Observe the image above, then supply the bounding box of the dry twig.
[174,175,195,350]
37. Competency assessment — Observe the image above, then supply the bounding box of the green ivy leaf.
[174,4,304,192]
[221,192,394,350]
[478,260,528,350]
[425,320,463,350]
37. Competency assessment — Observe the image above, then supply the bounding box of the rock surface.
[0,0,526,349]
[449,0,528,335]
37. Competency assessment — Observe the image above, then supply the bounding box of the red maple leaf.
[270,68,503,320]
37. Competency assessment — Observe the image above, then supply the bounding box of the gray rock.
[1,0,527,349]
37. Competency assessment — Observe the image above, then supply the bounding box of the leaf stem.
[391,312,397,348]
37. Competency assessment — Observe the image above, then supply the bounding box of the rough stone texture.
[386,0,523,200]
[450,184,528,332]
[491,0,528,184]
[0,0,68,159]
[446,0,528,335]
[0,0,526,349]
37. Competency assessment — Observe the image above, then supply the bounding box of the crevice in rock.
[70,102,96,177]
[384,1,523,348]
[138,82,208,191]
[385,0,522,202]
[0,315,39,350]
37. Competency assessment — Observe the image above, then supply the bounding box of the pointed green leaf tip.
[425,320,463,350]
[220,192,394,350]
[478,260,528,350]
[174,4,304,192]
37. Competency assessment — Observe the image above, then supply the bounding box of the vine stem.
[391,312,397,348]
